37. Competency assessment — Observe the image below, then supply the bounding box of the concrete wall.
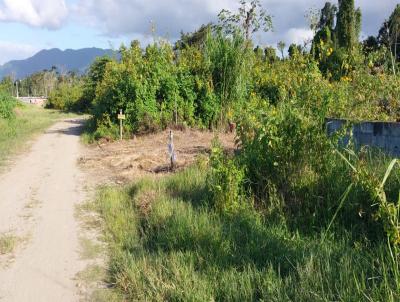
[326,118,400,157]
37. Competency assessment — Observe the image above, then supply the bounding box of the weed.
[0,233,17,255]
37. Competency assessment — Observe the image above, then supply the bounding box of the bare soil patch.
[80,129,236,184]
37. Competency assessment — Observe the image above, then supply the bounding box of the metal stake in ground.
[168,130,177,170]
[118,109,126,140]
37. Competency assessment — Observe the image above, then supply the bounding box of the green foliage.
[207,141,245,214]
[0,76,14,96]
[85,3,400,298]
[264,46,278,63]
[336,0,358,50]
[318,2,337,31]
[277,41,286,59]
[81,1,399,140]
[80,56,113,111]
[380,4,400,62]
[204,31,253,125]
[17,68,58,97]
[175,24,212,50]
[312,1,364,79]
[90,31,252,134]
[96,166,400,301]
[46,81,84,111]
[0,91,16,119]
[288,44,302,58]
[333,152,400,246]
[93,41,196,133]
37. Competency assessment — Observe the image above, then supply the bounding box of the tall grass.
[95,165,400,301]
[204,31,253,124]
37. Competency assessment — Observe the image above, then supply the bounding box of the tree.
[362,36,379,54]
[354,8,362,40]
[311,2,336,57]
[378,4,400,74]
[264,46,278,63]
[253,45,264,59]
[335,0,360,50]
[378,21,390,47]
[217,0,272,40]
[387,5,400,59]
[0,76,14,96]
[81,56,113,111]
[174,24,212,50]
[318,2,337,31]
[305,7,321,35]
[288,44,302,58]
[277,41,286,59]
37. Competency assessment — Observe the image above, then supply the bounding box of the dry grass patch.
[80,128,235,185]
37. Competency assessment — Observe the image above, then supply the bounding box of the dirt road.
[0,119,87,301]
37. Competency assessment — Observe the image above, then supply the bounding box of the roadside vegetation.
[86,1,400,300]
[95,159,399,301]
[3,0,396,300]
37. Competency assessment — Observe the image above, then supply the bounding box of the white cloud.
[0,0,68,29]
[72,0,237,39]
[0,41,38,64]
[284,28,313,45]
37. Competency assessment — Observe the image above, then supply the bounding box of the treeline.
[42,0,398,139]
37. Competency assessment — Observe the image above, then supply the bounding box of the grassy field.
[0,103,76,167]
[94,165,400,302]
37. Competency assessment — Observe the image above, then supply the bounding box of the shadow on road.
[45,119,85,137]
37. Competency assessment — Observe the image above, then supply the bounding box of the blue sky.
[0,0,398,64]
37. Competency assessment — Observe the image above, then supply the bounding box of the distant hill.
[0,48,116,79]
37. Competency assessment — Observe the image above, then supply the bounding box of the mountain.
[0,47,116,79]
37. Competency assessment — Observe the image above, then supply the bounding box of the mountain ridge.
[0,47,116,79]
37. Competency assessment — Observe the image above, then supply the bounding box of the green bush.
[0,91,16,119]
[46,81,84,111]
[207,141,245,214]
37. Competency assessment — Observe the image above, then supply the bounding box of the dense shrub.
[82,32,399,138]
[46,81,84,111]
[207,140,245,214]
[93,41,196,133]
[90,32,253,134]
[213,90,399,245]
